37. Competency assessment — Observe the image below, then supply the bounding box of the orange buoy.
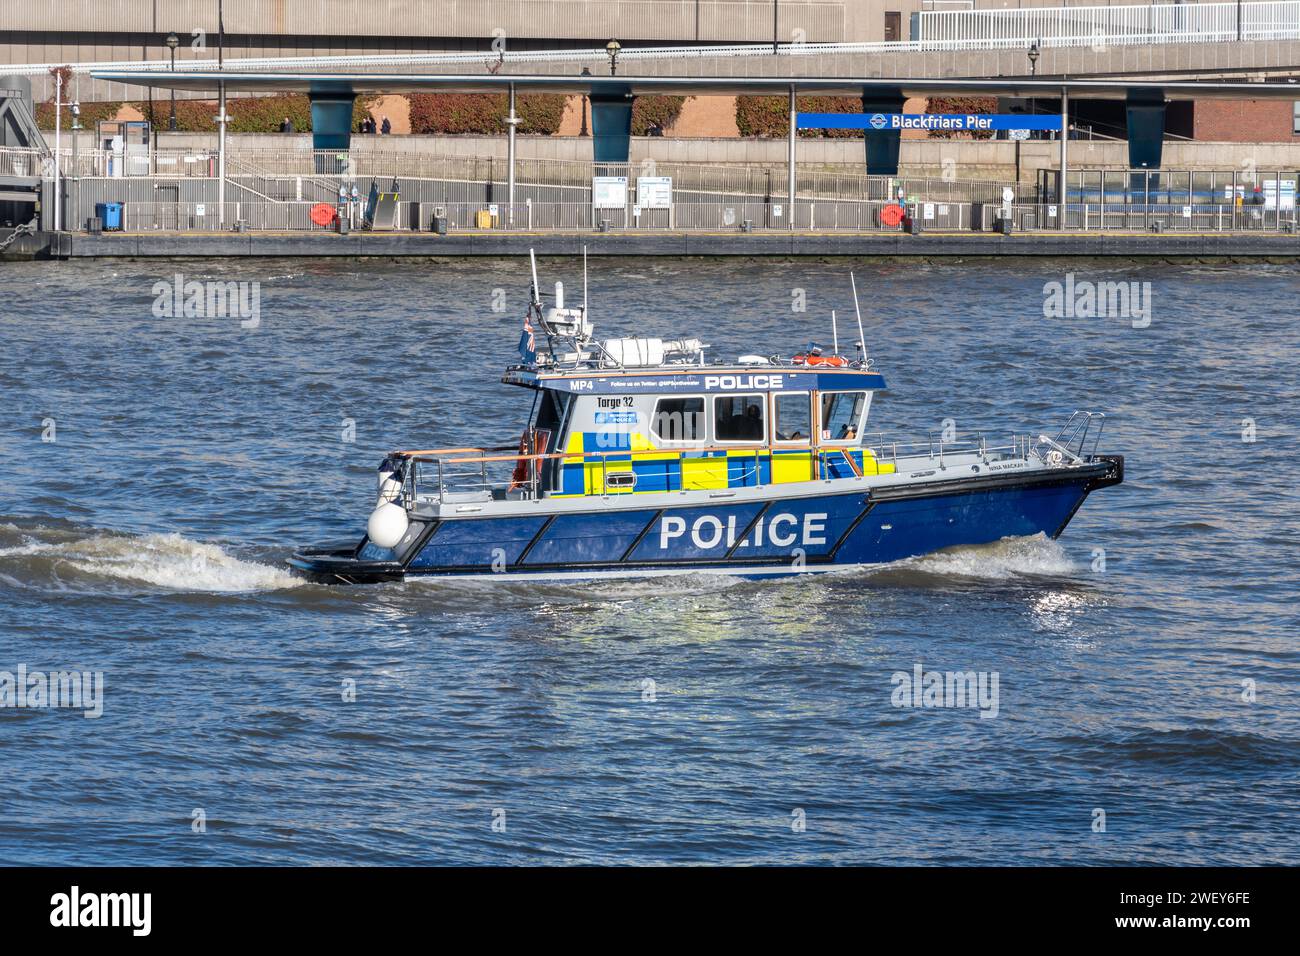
[880,204,905,227]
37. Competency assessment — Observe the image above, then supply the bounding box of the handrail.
[402,429,1053,503]
[394,444,515,456]
[410,440,867,466]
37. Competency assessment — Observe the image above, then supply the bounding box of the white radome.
[367,502,409,549]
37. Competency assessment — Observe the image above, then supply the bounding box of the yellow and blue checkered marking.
[556,432,895,497]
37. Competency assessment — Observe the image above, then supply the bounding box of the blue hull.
[289,457,1123,583]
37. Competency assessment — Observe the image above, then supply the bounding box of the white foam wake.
[0,528,300,593]
[892,533,1079,581]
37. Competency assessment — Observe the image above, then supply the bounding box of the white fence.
[916,1,1300,49]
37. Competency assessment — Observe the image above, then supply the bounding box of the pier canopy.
[87,68,1300,230]
[93,69,1300,169]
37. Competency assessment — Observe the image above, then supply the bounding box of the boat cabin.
[501,356,893,498]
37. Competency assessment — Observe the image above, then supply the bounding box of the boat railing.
[860,431,1035,472]
[1051,411,1106,461]
[394,430,1048,503]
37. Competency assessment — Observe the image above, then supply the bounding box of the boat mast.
[529,249,542,310]
[850,272,867,364]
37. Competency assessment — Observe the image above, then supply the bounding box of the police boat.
[289,255,1123,584]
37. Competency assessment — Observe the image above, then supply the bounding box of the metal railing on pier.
[101,197,1298,234]
[37,146,1033,206]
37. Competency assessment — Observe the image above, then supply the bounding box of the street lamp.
[166,32,179,130]
[606,39,621,76]
[579,66,591,136]
[1027,40,1039,77]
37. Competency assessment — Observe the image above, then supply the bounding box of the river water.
[0,256,1296,865]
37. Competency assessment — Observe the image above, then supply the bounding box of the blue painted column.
[590,85,634,165]
[861,91,906,176]
[309,94,356,177]
[309,94,356,151]
[1126,88,1166,171]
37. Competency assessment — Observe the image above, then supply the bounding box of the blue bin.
[95,202,124,231]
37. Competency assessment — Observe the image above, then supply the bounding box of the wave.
[1051,727,1297,770]
[0,524,300,593]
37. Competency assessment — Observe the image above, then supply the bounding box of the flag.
[518,309,537,365]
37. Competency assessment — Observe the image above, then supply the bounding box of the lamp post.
[606,39,621,76]
[579,66,590,136]
[216,1,227,226]
[1026,40,1040,142]
[166,33,179,130]
[53,70,61,231]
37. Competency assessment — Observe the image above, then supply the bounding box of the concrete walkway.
[37,230,1300,259]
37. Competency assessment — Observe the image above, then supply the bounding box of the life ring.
[880,204,905,227]
[509,429,550,491]
[309,203,337,227]
[793,354,849,367]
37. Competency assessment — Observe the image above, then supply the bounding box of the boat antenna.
[529,248,542,308]
[850,271,867,362]
[831,309,839,356]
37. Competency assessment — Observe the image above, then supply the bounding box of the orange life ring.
[309,203,337,227]
[509,429,550,491]
[793,354,848,367]
[880,203,905,227]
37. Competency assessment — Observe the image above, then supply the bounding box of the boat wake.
[0,523,301,593]
[869,534,1080,584]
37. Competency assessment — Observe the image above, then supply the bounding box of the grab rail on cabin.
[1051,411,1106,462]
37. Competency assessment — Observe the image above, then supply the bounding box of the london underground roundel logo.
[870,113,888,130]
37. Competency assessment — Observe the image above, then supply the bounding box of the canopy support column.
[1059,87,1068,231]
[589,85,633,166]
[787,86,796,230]
[1126,87,1167,171]
[861,91,906,176]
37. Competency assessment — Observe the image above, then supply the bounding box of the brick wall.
[1195,99,1298,142]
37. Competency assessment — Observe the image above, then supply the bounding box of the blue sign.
[798,112,1062,132]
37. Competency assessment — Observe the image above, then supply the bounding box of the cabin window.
[714,394,766,442]
[535,390,570,432]
[773,392,811,442]
[820,391,866,443]
[651,396,705,443]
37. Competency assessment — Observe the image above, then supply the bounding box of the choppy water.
[0,257,1296,865]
